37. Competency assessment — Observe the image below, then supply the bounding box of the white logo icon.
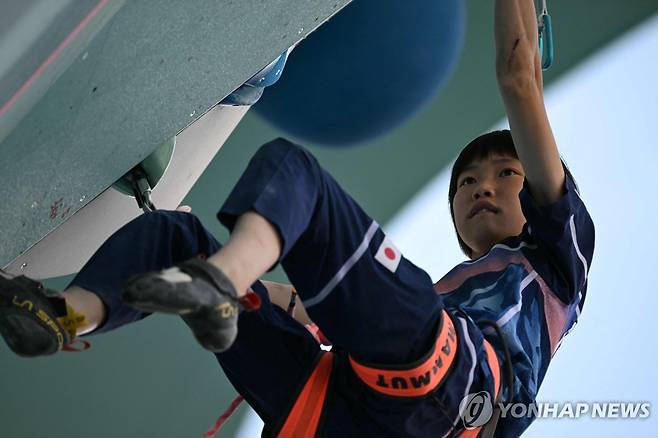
[459,391,494,429]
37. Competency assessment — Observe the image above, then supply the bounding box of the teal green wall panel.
[0,0,350,269]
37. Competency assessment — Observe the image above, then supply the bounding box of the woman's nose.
[473,181,495,199]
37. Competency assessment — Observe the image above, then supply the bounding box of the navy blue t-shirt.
[434,172,595,436]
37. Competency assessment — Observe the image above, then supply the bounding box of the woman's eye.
[500,168,517,177]
[459,176,476,187]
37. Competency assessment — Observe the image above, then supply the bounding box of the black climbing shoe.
[123,258,243,353]
[0,272,70,357]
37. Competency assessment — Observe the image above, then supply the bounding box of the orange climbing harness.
[273,352,335,437]
[349,309,458,398]
[206,302,507,438]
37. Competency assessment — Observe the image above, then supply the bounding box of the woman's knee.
[255,138,318,169]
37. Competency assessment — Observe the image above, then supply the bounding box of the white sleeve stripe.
[303,220,379,308]
[569,214,589,277]
[441,316,478,438]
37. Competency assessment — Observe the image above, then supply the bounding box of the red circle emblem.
[384,247,396,260]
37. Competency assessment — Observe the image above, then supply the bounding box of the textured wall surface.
[0,0,350,269]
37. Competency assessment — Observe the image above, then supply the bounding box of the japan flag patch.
[374,236,402,273]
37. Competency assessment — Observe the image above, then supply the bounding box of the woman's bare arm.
[495,0,565,206]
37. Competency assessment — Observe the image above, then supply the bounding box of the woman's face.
[452,154,527,259]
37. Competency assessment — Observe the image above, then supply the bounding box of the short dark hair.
[448,129,518,257]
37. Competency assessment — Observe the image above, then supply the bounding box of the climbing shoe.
[0,272,71,357]
[123,258,259,352]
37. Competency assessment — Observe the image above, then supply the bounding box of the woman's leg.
[212,139,502,436]
[61,286,105,335]
[77,209,322,428]
[0,210,223,356]
[2,208,321,428]
[69,210,222,334]
[215,138,444,365]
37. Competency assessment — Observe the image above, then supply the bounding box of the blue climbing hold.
[253,0,466,147]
